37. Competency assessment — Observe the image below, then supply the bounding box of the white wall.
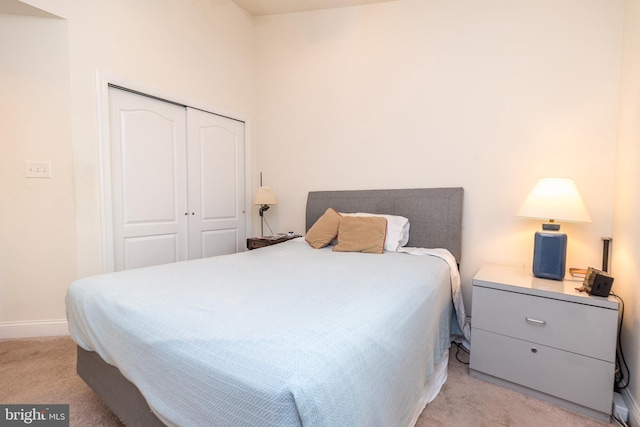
[613,0,640,420]
[21,0,256,278]
[2,0,256,336]
[0,13,76,336]
[255,0,624,309]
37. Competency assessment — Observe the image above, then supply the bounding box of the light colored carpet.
[0,336,122,426]
[0,337,612,426]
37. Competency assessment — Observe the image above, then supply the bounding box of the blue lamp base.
[532,231,567,281]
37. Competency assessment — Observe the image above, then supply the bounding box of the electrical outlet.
[24,161,52,178]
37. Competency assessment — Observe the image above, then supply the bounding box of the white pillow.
[341,212,410,251]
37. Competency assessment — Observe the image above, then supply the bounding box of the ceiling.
[0,0,59,17]
[0,0,396,18]
[232,0,398,16]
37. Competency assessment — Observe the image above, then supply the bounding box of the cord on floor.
[453,341,469,365]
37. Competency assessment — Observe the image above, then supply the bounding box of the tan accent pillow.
[305,208,342,248]
[333,216,387,254]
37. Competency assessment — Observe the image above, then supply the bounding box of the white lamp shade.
[254,186,277,205]
[516,178,591,223]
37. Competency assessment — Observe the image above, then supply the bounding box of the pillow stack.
[305,208,410,254]
[341,212,410,251]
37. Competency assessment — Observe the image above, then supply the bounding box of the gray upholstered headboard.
[306,187,464,262]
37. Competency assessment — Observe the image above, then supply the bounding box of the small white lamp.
[254,186,277,236]
[516,178,591,280]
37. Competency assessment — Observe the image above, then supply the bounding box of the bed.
[67,187,466,427]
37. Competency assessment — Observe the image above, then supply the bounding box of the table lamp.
[254,186,277,236]
[516,178,591,280]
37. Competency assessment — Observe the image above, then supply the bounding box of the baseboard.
[622,388,640,426]
[0,319,69,339]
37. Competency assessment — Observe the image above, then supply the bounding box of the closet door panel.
[201,229,238,258]
[124,234,178,270]
[201,127,237,219]
[109,88,188,271]
[187,108,246,259]
[121,113,177,223]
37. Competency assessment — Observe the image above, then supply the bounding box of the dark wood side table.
[246,234,302,250]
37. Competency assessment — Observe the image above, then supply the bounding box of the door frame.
[96,71,252,273]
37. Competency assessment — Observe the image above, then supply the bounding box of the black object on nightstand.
[246,234,301,250]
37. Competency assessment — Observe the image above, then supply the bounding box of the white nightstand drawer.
[472,285,617,362]
[470,329,615,414]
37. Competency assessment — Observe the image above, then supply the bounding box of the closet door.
[187,108,246,258]
[109,88,188,271]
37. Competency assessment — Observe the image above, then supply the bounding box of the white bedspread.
[67,240,455,427]
[398,247,471,344]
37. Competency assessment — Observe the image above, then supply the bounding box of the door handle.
[525,317,546,325]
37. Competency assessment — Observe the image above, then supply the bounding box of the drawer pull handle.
[526,317,546,325]
[531,347,538,354]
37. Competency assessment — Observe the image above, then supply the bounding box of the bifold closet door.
[109,88,189,271]
[186,108,246,259]
[108,88,246,271]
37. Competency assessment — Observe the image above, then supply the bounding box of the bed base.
[77,346,165,426]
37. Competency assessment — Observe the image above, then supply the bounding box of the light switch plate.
[25,161,51,178]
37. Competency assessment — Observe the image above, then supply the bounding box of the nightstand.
[246,234,301,250]
[469,264,619,422]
